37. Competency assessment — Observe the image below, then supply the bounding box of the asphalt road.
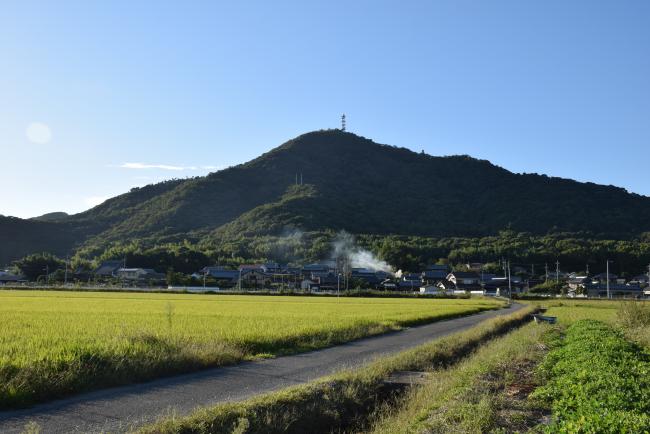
[0,303,524,434]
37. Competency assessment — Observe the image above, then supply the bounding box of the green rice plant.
[531,320,650,433]
[0,290,502,408]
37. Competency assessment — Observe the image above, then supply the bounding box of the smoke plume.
[331,231,393,273]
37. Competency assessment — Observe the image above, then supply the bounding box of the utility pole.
[606,260,611,299]
[203,269,207,289]
[586,263,590,276]
[507,260,512,298]
[337,273,341,297]
[555,260,560,283]
[531,264,535,277]
[64,256,69,286]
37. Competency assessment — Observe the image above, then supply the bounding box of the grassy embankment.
[370,299,650,434]
[138,304,536,434]
[0,290,502,408]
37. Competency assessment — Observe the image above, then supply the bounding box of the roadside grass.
[368,322,554,434]
[616,300,650,347]
[137,305,536,434]
[369,299,650,434]
[532,319,650,432]
[0,290,502,408]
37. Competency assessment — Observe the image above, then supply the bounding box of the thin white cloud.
[26,122,52,144]
[120,162,189,171]
[111,163,225,172]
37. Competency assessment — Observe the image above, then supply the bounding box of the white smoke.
[331,231,393,273]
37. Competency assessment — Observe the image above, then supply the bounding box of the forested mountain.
[2,129,650,265]
[30,212,70,222]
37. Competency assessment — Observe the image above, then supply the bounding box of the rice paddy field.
[0,290,503,408]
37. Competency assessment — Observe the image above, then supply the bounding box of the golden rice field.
[0,290,503,408]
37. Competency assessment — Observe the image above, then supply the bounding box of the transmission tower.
[341,114,346,131]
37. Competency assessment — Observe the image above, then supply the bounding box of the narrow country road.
[0,303,524,434]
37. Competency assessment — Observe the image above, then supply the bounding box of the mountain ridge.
[2,129,650,265]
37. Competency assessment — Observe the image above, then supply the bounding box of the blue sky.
[1,1,649,218]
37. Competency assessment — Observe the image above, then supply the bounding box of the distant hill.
[31,212,70,222]
[2,129,650,264]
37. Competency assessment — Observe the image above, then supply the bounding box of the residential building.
[94,260,123,277]
[586,283,642,298]
[447,272,481,286]
[115,268,165,282]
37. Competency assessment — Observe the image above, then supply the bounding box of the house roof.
[593,272,618,279]
[239,264,263,271]
[302,264,331,271]
[422,270,447,279]
[0,273,22,281]
[94,260,122,275]
[448,272,480,279]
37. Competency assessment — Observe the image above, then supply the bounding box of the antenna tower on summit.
[341,114,346,132]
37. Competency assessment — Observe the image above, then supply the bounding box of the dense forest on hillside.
[3,130,650,268]
[20,230,645,279]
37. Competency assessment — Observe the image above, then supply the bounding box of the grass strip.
[369,322,553,434]
[531,319,650,433]
[138,305,536,434]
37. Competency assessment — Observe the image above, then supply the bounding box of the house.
[300,279,320,291]
[310,271,340,289]
[398,279,421,291]
[421,269,448,284]
[465,263,484,272]
[301,264,332,277]
[200,266,240,285]
[630,274,650,286]
[94,260,123,277]
[0,272,23,284]
[351,268,382,286]
[261,262,282,273]
[484,277,524,296]
[420,285,447,295]
[239,269,270,288]
[586,283,642,298]
[592,272,618,284]
[115,268,165,282]
[238,264,264,273]
[447,272,481,286]
[380,279,397,290]
[479,273,497,283]
[567,276,590,292]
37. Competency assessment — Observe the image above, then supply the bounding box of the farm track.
[0,303,524,434]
